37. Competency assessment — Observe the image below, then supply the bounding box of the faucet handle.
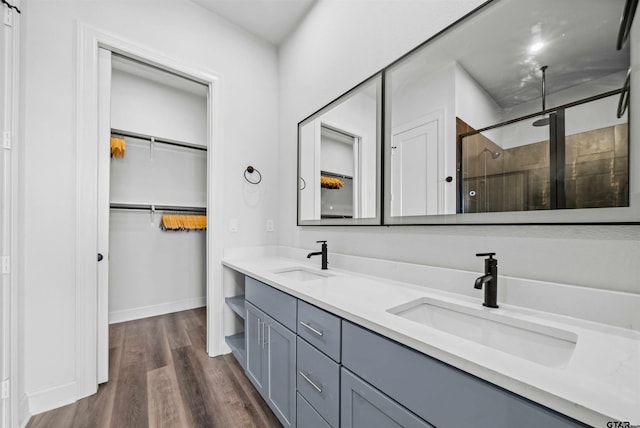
[476,252,496,258]
[316,240,327,244]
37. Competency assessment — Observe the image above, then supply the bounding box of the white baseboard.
[27,381,76,416]
[109,296,206,324]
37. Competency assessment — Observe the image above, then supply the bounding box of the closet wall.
[108,58,208,323]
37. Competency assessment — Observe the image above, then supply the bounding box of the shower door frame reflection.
[457,89,628,215]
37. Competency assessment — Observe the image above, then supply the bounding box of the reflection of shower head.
[532,117,549,127]
[480,147,501,159]
[533,65,550,127]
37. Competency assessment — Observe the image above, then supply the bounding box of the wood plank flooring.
[27,308,281,428]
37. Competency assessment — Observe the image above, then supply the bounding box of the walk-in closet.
[98,52,209,380]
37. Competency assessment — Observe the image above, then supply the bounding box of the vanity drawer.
[245,276,297,331]
[297,393,332,428]
[297,337,340,427]
[297,300,341,362]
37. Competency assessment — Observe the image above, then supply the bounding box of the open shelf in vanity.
[224,295,247,368]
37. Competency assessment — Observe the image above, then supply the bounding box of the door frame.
[1,2,21,426]
[75,23,224,399]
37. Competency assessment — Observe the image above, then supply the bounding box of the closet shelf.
[111,128,207,152]
[225,332,246,369]
[225,295,246,320]
[110,202,206,214]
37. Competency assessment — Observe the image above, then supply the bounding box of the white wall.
[279,0,640,298]
[109,138,207,322]
[21,0,279,414]
[454,63,502,143]
[110,65,208,146]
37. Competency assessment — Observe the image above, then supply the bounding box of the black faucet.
[307,240,328,270]
[474,253,498,308]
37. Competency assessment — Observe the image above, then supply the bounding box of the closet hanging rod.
[110,202,207,214]
[111,128,207,152]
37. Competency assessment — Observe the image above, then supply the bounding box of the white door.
[391,117,440,216]
[97,48,112,384]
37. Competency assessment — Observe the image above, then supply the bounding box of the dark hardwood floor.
[27,308,281,428]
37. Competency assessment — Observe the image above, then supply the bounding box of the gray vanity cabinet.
[245,301,297,428]
[245,302,266,394]
[341,368,434,428]
[342,321,588,428]
[245,276,298,428]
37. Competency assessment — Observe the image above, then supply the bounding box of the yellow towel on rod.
[160,214,207,231]
[110,137,126,158]
[320,175,344,189]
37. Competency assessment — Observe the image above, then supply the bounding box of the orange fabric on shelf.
[110,137,126,158]
[320,175,344,189]
[160,214,207,231]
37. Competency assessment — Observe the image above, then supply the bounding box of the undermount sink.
[388,297,577,368]
[273,267,334,281]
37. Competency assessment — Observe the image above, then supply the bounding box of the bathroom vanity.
[222,248,640,428]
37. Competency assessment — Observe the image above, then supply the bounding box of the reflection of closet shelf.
[110,202,206,214]
[225,295,246,320]
[225,332,246,369]
[111,128,207,152]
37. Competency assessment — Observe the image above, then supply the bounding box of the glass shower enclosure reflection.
[459,93,628,214]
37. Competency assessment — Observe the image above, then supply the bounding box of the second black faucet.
[307,240,328,270]
[474,252,498,308]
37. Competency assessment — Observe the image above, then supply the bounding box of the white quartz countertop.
[222,254,640,427]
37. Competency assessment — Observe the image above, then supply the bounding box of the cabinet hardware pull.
[257,319,262,345]
[262,323,268,348]
[298,371,323,393]
[299,321,324,337]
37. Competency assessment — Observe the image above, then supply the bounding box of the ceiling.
[392,0,629,109]
[192,0,628,109]
[191,0,317,45]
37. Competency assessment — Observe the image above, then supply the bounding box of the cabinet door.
[245,302,266,394]
[298,393,332,428]
[265,316,297,428]
[341,368,434,428]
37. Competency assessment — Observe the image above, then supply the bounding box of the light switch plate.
[266,219,274,232]
[229,218,239,233]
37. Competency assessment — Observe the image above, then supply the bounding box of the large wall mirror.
[298,75,382,225]
[384,0,635,224]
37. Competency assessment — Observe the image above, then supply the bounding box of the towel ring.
[244,165,262,184]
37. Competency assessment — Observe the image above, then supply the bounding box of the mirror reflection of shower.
[479,147,502,212]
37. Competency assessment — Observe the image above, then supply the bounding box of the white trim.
[18,395,28,428]
[26,382,76,416]
[0,2,21,426]
[75,22,224,402]
[108,297,206,324]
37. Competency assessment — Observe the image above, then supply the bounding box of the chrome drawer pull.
[299,321,324,337]
[298,371,323,393]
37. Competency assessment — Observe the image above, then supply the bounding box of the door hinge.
[3,7,12,27]
[1,379,8,399]
[2,132,10,150]
[1,256,9,274]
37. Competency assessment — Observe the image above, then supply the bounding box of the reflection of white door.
[391,115,441,216]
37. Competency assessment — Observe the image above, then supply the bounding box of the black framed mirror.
[382,0,634,224]
[297,74,383,226]
[297,0,638,226]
